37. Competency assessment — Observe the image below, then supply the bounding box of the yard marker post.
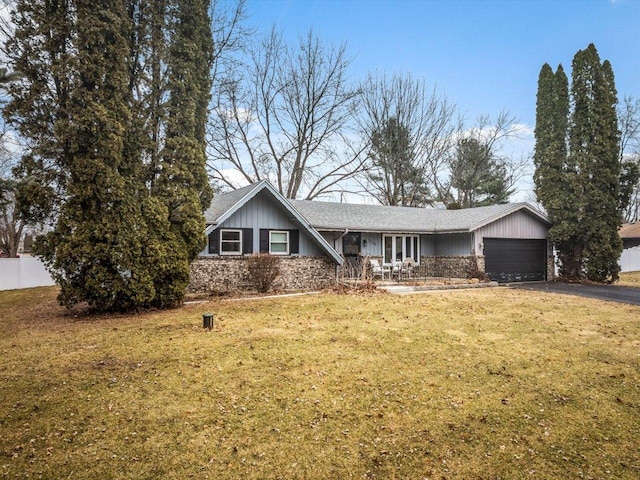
[203,313,214,330]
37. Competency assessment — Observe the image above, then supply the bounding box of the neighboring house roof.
[289,199,551,234]
[204,180,343,265]
[619,222,640,239]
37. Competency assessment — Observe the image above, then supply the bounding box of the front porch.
[339,254,486,283]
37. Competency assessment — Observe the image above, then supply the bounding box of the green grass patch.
[1,287,639,479]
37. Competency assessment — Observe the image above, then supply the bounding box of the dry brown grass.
[618,270,640,287]
[1,286,639,479]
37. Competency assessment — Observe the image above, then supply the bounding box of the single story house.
[619,222,640,272]
[188,180,553,293]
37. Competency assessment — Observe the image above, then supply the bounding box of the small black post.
[203,313,214,330]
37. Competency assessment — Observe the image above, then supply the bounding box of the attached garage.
[473,207,552,283]
[484,238,547,283]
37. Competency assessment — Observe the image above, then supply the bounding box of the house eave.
[314,226,471,235]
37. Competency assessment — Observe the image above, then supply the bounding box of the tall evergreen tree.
[533,63,583,277]
[4,0,216,311]
[14,0,161,311]
[4,0,72,227]
[534,44,635,282]
[572,48,623,281]
[447,136,513,208]
[533,64,569,215]
[152,0,214,303]
[366,117,431,206]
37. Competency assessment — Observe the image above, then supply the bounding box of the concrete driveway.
[510,281,640,306]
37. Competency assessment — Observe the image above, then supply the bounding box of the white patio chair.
[369,259,389,280]
[391,260,403,279]
[402,257,415,278]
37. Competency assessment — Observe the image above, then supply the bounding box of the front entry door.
[342,232,361,257]
[342,232,362,276]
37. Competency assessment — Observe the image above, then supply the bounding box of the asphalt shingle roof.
[289,199,546,233]
[204,183,257,224]
[204,182,550,233]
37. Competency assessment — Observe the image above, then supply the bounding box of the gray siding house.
[290,199,553,283]
[189,180,552,293]
[619,222,640,272]
[188,181,343,293]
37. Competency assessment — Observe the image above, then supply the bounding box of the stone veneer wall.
[420,255,477,278]
[188,256,337,293]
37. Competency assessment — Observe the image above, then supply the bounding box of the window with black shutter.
[208,229,219,254]
[289,230,299,254]
[242,228,254,254]
[258,229,299,254]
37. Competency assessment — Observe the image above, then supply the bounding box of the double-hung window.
[220,229,242,255]
[269,231,289,255]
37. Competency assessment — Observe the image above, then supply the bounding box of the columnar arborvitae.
[572,47,623,281]
[534,44,629,282]
[4,0,215,311]
[27,0,160,311]
[534,63,582,277]
[151,0,214,304]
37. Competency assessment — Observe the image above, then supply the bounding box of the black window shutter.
[289,230,299,254]
[259,229,269,253]
[208,229,219,254]
[242,228,253,254]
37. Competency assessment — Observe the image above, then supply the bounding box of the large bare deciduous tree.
[0,133,25,258]
[207,29,364,199]
[619,95,640,222]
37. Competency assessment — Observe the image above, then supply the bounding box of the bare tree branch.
[357,72,457,206]
[439,111,524,207]
[619,95,640,222]
[207,28,362,198]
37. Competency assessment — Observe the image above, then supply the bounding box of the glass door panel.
[384,236,393,264]
[395,237,403,261]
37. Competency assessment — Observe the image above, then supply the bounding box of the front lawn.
[618,270,640,287]
[1,287,639,479]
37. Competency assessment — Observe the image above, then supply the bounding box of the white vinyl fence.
[0,257,55,291]
[620,246,640,273]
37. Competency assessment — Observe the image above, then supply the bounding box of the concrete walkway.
[185,281,499,303]
[379,281,498,295]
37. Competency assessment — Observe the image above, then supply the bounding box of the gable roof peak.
[204,180,343,264]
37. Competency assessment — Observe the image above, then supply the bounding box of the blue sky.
[243,0,640,200]
[245,0,640,128]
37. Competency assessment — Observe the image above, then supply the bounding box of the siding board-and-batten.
[421,233,473,256]
[475,211,551,255]
[203,191,324,256]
